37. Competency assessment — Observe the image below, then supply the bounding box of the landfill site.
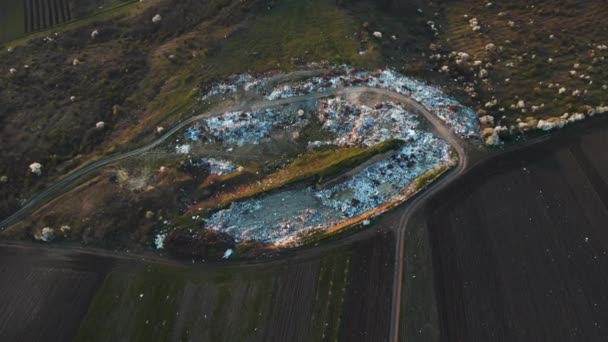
[5,67,478,258]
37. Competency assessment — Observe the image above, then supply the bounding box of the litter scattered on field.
[186,158,237,176]
[222,248,234,259]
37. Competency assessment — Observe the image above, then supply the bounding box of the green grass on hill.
[204,0,380,75]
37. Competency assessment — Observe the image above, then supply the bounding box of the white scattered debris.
[72,58,81,66]
[485,43,497,53]
[517,100,526,109]
[90,29,99,39]
[175,144,191,154]
[373,31,383,39]
[7,46,14,53]
[558,87,566,95]
[485,99,498,108]
[187,158,238,175]
[157,126,165,134]
[485,129,500,146]
[155,233,166,249]
[70,95,76,102]
[29,162,43,176]
[469,18,481,31]
[479,115,494,126]
[222,248,233,259]
[479,69,488,78]
[96,121,105,129]
[537,118,566,131]
[60,225,71,234]
[36,227,55,242]
[152,14,162,23]
[190,107,308,147]
[9,68,17,74]
[362,219,371,226]
[0,175,7,183]
[568,113,585,123]
[454,52,470,65]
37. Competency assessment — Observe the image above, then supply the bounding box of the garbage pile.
[263,67,480,138]
[194,69,466,245]
[204,188,344,245]
[200,74,267,100]
[201,67,480,139]
[316,133,450,217]
[318,98,421,147]
[187,158,237,176]
[183,108,308,147]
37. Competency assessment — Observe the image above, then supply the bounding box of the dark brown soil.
[0,227,395,342]
[340,229,395,342]
[425,117,608,341]
[0,245,113,342]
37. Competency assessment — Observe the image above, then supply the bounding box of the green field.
[74,251,354,342]
[0,0,25,43]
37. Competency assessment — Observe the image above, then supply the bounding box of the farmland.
[0,226,394,342]
[408,117,608,341]
[24,0,72,33]
[0,0,133,43]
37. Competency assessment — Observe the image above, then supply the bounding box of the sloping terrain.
[419,118,608,341]
[0,228,394,342]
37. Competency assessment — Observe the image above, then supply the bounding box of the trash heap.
[316,133,449,217]
[263,67,480,138]
[193,68,470,245]
[201,67,480,139]
[201,98,452,245]
[184,108,308,147]
[318,98,421,147]
[204,189,344,245]
[187,158,237,176]
[200,74,266,100]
